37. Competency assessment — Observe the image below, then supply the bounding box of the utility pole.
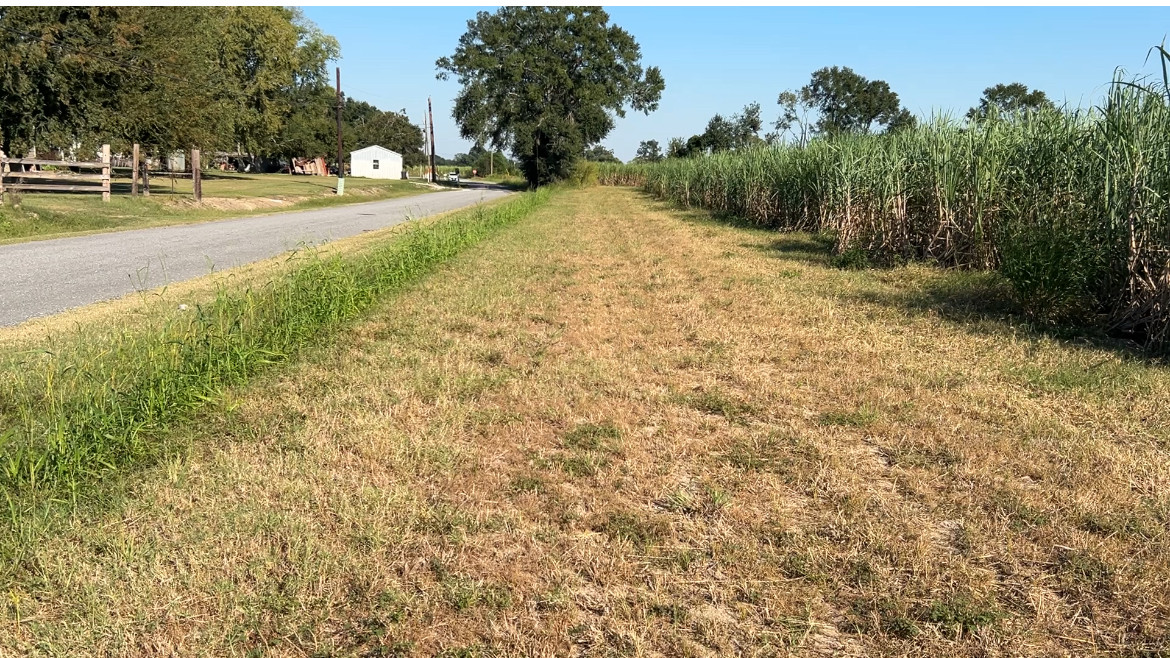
[425,110,435,180]
[427,97,437,184]
[335,67,344,196]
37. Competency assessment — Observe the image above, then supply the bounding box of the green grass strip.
[0,188,551,498]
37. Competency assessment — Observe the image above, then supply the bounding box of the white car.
[446,171,460,183]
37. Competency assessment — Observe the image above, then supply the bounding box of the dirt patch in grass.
[2,187,1169,656]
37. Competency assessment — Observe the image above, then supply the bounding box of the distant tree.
[773,89,816,146]
[583,145,621,163]
[967,82,1054,120]
[787,66,913,136]
[886,107,917,133]
[698,114,733,153]
[633,139,662,162]
[436,7,664,187]
[666,137,688,159]
[675,102,764,157]
[277,86,335,167]
[343,101,425,166]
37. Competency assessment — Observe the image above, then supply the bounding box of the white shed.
[349,145,403,179]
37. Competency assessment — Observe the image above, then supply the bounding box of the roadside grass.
[1,187,1168,655]
[0,190,547,528]
[0,172,434,244]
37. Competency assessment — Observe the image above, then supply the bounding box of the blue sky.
[301,6,1170,162]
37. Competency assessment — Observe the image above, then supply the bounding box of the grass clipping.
[0,188,550,497]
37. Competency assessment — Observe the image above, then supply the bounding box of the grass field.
[1,186,1167,656]
[0,172,434,244]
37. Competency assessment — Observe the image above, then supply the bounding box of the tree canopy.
[633,139,663,163]
[436,6,664,187]
[777,66,915,137]
[670,103,763,157]
[583,145,621,163]
[967,82,1054,120]
[0,7,420,170]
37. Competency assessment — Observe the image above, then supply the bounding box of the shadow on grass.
[627,189,1161,363]
[751,233,837,265]
[850,275,1162,365]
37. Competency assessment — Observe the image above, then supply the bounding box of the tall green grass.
[0,189,550,499]
[600,66,1170,349]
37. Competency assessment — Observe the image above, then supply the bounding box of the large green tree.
[781,66,914,136]
[436,6,664,187]
[0,7,339,161]
[0,7,133,155]
[967,82,1054,120]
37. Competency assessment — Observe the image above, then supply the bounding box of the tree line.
[633,71,1054,163]
[431,7,1057,185]
[0,7,425,169]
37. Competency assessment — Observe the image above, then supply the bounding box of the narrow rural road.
[0,184,512,326]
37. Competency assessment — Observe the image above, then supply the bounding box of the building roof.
[350,145,402,156]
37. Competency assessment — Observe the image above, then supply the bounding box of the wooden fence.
[0,144,112,202]
[0,143,197,203]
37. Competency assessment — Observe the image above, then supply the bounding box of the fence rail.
[1,144,111,202]
[1,145,215,204]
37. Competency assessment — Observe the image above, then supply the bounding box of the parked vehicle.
[447,170,460,183]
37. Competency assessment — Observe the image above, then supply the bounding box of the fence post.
[191,148,201,202]
[131,143,139,197]
[101,144,110,202]
[0,148,5,204]
[142,152,150,197]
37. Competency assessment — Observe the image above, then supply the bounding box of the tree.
[674,102,764,157]
[633,139,662,162]
[773,89,816,146]
[786,66,913,136]
[666,137,688,159]
[0,7,210,155]
[886,107,917,133]
[967,82,1054,120]
[436,7,664,187]
[583,145,621,163]
[0,7,340,160]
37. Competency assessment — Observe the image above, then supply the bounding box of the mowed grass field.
[2,187,1168,656]
[0,172,432,244]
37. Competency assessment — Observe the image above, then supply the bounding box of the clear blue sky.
[301,6,1170,162]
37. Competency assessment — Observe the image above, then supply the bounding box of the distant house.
[349,145,403,179]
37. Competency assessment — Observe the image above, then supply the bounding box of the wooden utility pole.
[100,144,110,203]
[427,97,437,184]
[191,148,201,202]
[131,143,139,197]
[335,67,344,196]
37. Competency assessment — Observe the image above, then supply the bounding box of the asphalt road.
[0,183,512,327]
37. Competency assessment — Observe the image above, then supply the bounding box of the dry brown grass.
[1,187,1168,656]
